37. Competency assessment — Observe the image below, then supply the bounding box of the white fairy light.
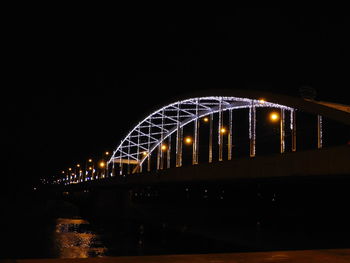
[107,96,293,174]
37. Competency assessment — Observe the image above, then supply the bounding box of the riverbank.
[7,249,350,263]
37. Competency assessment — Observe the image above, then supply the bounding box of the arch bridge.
[53,90,350,256]
[103,90,350,180]
[59,90,350,185]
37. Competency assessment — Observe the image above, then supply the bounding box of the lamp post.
[269,111,285,154]
[76,164,81,183]
[97,151,109,178]
[85,158,93,181]
[61,170,65,185]
[90,159,96,180]
[105,151,110,177]
[159,144,167,170]
[99,160,106,178]
[67,167,71,184]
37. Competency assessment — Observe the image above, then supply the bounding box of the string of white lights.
[108,97,293,169]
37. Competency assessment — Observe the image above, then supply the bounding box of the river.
[2,175,350,259]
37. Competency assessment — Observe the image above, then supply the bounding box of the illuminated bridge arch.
[107,96,295,175]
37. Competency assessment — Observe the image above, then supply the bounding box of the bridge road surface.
[6,249,350,263]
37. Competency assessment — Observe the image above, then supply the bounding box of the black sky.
[2,9,349,190]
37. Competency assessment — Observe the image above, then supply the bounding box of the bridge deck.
[79,145,350,189]
[12,249,350,263]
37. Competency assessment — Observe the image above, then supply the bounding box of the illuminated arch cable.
[107,96,293,174]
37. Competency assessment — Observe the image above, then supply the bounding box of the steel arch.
[107,96,294,172]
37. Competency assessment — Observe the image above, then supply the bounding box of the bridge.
[43,90,350,256]
[54,89,350,186]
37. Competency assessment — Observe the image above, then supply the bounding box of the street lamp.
[184,136,193,145]
[79,170,83,182]
[99,161,106,168]
[99,160,106,179]
[103,151,110,177]
[84,159,89,181]
[269,112,280,122]
[86,158,93,180]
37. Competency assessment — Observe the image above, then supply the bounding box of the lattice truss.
[107,96,293,169]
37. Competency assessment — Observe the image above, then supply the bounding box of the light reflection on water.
[53,218,107,258]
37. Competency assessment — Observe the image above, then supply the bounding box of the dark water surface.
[0,194,234,259]
[1,175,350,259]
[0,209,236,259]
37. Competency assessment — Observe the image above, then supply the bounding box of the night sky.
[2,9,349,191]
